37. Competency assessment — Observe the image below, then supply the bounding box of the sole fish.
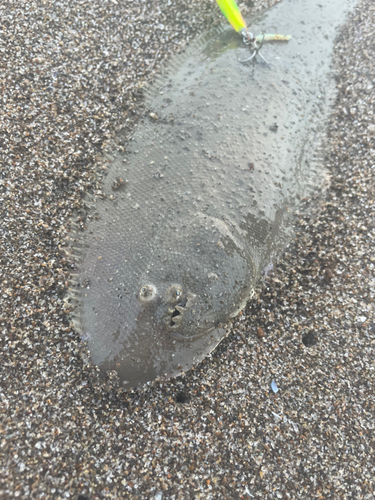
[74,0,355,386]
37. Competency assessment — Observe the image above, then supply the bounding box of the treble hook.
[239,30,269,64]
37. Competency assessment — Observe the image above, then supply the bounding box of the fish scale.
[76,0,355,386]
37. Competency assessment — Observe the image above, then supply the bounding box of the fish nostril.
[177,298,187,308]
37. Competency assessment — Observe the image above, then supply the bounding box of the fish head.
[81,214,255,386]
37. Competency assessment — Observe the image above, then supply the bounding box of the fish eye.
[138,284,157,303]
[167,285,183,303]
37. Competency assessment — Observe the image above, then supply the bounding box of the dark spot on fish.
[269,123,279,133]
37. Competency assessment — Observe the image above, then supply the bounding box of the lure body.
[215,0,247,32]
[77,0,354,386]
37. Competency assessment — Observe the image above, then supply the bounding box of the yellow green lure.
[215,0,291,63]
[215,0,292,40]
[215,0,247,33]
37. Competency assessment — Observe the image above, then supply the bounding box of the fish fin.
[143,23,230,103]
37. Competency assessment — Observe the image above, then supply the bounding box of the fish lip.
[167,293,197,330]
[169,304,185,328]
[175,304,186,314]
[170,314,183,326]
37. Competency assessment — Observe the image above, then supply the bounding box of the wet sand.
[0,0,374,498]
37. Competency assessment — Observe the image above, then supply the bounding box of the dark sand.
[0,0,374,498]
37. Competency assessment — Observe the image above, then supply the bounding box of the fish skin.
[77,0,354,387]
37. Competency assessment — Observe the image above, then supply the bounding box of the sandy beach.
[0,0,374,498]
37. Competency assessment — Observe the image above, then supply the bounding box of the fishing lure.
[215,0,291,63]
[215,0,247,33]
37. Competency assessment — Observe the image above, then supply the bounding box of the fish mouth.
[166,294,202,338]
[169,298,188,327]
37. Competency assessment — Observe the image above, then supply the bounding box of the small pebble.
[257,326,265,338]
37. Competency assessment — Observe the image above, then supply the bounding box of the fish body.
[77,0,354,386]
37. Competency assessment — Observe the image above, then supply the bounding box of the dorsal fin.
[143,23,230,103]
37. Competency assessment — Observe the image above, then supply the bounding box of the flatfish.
[74,0,355,386]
